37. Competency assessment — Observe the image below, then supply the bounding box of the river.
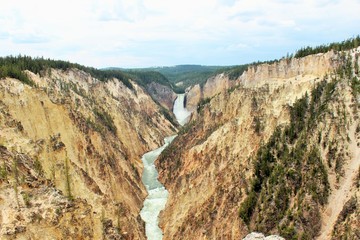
[140,93,191,240]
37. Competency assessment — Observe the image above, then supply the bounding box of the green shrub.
[65,157,73,201]
[93,108,117,134]
[253,116,262,134]
[239,191,258,224]
[22,192,31,207]
[0,55,133,89]
[0,161,7,180]
[197,97,211,113]
[240,79,338,235]
[280,225,298,240]
[294,36,360,58]
[34,158,43,176]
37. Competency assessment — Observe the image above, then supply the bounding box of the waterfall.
[172,93,191,126]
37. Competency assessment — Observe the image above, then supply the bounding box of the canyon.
[0,68,177,239]
[157,48,360,239]
[140,93,189,240]
[0,46,359,240]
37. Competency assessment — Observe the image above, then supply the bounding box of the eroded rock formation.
[0,68,177,239]
[157,48,360,239]
[146,81,177,111]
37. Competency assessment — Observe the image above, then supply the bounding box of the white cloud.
[221,43,250,52]
[0,0,359,67]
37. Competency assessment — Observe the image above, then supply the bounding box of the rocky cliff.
[185,73,236,112]
[0,68,177,239]
[185,50,341,112]
[157,48,360,239]
[238,50,339,88]
[146,81,177,111]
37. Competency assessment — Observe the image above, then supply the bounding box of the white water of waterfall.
[173,93,191,126]
[140,94,190,239]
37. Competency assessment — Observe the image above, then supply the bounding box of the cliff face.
[0,68,176,239]
[146,81,177,111]
[202,73,233,99]
[185,84,201,112]
[157,48,360,239]
[185,50,340,112]
[238,50,339,87]
[185,74,235,112]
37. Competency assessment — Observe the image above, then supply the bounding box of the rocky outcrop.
[238,51,340,88]
[243,232,285,240]
[185,84,201,112]
[146,81,177,111]
[0,68,177,239]
[157,49,360,239]
[185,50,341,112]
[331,191,360,239]
[185,74,235,112]
[202,73,233,99]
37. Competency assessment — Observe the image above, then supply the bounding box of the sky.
[0,0,359,68]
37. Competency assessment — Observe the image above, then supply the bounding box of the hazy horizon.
[1,0,359,69]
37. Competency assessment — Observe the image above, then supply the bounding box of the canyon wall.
[238,50,339,87]
[146,81,177,111]
[157,48,360,239]
[0,68,177,239]
[185,74,235,112]
[185,50,341,112]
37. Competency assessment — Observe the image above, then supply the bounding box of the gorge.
[156,47,360,239]
[140,94,189,240]
[0,41,359,240]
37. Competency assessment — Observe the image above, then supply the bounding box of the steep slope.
[156,48,360,239]
[0,68,177,239]
[185,73,236,112]
[320,121,360,239]
[125,71,178,112]
[146,81,177,111]
[185,50,340,112]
